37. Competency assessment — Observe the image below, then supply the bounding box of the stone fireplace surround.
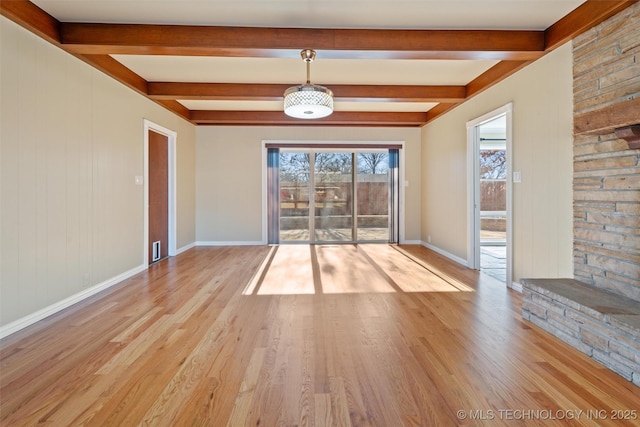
[522,2,639,385]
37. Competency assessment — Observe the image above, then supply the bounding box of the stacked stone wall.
[572,2,640,300]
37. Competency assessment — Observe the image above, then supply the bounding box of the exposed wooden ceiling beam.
[0,0,60,44]
[79,54,148,94]
[58,24,546,60]
[423,61,532,122]
[155,100,192,121]
[190,110,428,126]
[2,0,638,127]
[4,0,632,59]
[148,83,467,102]
[424,103,461,122]
[466,60,531,98]
[544,0,638,51]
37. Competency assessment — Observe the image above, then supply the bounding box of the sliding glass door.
[314,152,353,242]
[279,152,311,242]
[275,147,398,244]
[357,152,389,241]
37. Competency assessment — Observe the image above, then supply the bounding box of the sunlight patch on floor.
[243,244,473,295]
[260,245,315,295]
[391,246,474,292]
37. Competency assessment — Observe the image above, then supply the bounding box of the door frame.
[466,103,513,286]
[143,119,177,265]
[262,140,406,244]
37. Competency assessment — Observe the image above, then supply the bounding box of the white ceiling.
[112,54,498,112]
[27,0,587,119]
[30,0,584,29]
[112,56,499,85]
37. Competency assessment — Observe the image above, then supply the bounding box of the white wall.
[196,126,422,244]
[0,17,196,331]
[421,43,574,283]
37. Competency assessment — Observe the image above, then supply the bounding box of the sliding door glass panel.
[314,153,353,242]
[279,152,311,242]
[357,152,389,241]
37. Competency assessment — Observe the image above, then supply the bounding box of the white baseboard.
[400,239,422,245]
[0,264,147,340]
[196,241,266,246]
[510,281,523,293]
[421,241,470,268]
[175,242,196,255]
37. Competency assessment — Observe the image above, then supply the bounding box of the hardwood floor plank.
[256,245,315,295]
[358,244,465,293]
[1,245,638,426]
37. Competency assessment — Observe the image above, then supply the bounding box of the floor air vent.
[152,241,161,262]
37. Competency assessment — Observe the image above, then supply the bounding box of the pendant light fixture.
[284,49,334,119]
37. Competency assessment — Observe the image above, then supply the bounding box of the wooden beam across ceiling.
[59,24,546,61]
[1,0,637,127]
[0,0,59,44]
[544,0,638,51]
[147,83,467,102]
[190,110,429,127]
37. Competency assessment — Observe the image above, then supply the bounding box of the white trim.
[421,241,470,268]
[0,264,146,339]
[505,110,514,290]
[467,123,480,269]
[401,239,422,245]
[466,103,513,285]
[480,210,507,217]
[511,281,523,293]
[264,140,403,148]
[196,241,266,246]
[143,120,178,264]
[175,242,196,255]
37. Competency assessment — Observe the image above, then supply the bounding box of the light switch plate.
[513,171,522,183]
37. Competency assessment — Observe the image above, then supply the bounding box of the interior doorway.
[144,120,177,265]
[148,129,169,263]
[467,104,512,286]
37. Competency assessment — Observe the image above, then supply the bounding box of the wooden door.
[148,130,169,264]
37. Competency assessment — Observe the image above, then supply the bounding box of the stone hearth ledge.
[521,278,640,386]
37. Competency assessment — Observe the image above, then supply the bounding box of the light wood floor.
[1,245,638,426]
